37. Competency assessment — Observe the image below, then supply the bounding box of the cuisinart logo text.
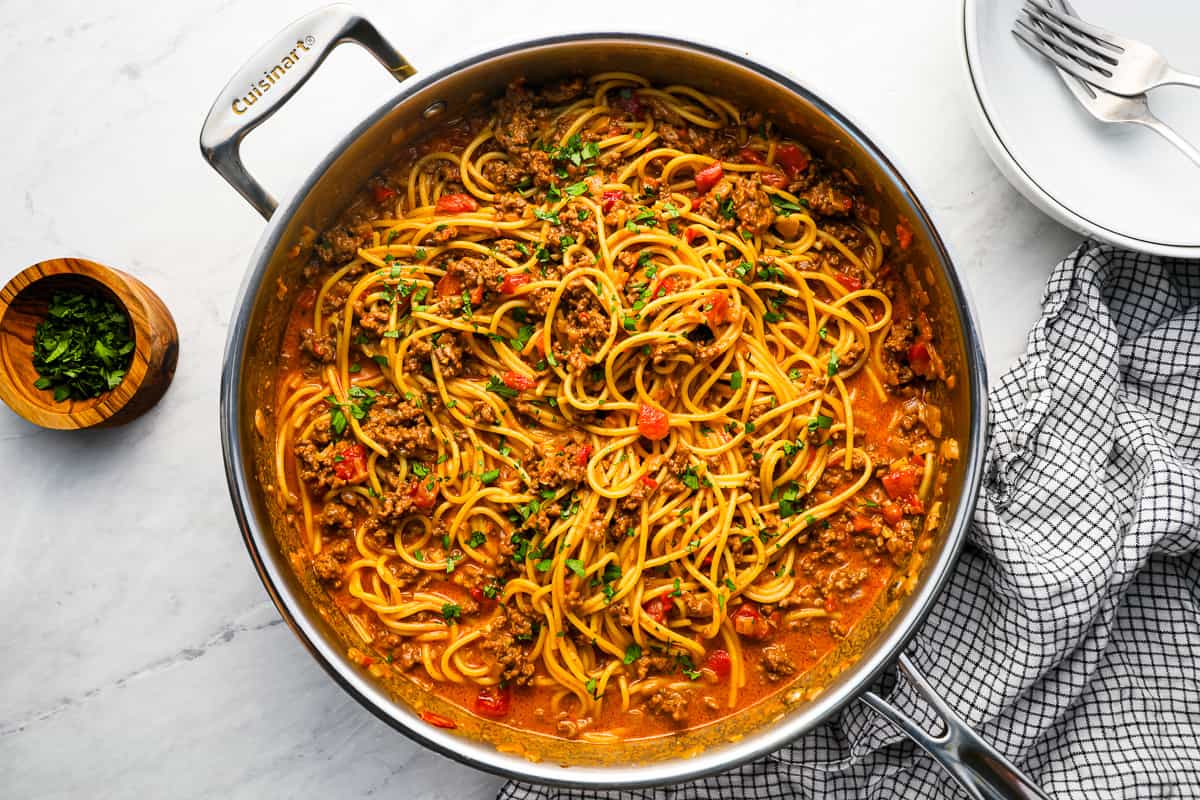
[231,36,316,114]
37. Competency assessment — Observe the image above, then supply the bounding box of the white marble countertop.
[0,1,1079,797]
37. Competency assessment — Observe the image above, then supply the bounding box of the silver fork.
[1013,0,1200,168]
[1020,0,1200,95]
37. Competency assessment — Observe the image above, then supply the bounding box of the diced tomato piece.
[296,287,317,311]
[881,466,921,499]
[469,284,484,306]
[500,272,531,294]
[332,443,367,483]
[652,276,675,300]
[704,291,731,326]
[643,595,675,625]
[901,493,925,515]
[473,686,511,719]
[602,189,624,213]
[408,479,437,512]
[775,144,810,178]
[761,171,787,189]
[737,147,764,165]
[896,222,913,250]
[616,91,644,117]
[501,370,536,391]
[684,227,704,245]
[907,341,932,377]
[435,272,461,298]
[637,403,670,441]
[372,184,397,203]
[435,193,478,214]
[688,195,701,212]
[881,501,904,526]
[835,273,862,292]
[704,649,732,681]
[731,603,772,640]
[640,475,658,489]
[576,444,593,466]
[469,586,484,602]
[851,514,875,533]
[694,162,724,194]
[701,553,713,568]
[419,710,457,729]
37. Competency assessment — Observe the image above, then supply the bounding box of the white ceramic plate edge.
[960,0,1200,259]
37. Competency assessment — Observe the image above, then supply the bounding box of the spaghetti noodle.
[271,73,955,740]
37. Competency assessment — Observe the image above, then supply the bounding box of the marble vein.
[0,607,283,739]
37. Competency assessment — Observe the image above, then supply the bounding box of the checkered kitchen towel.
[501,242,1200,799]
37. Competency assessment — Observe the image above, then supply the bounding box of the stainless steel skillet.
[201,6,1046,797]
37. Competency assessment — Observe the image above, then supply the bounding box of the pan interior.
[223,35,984,784]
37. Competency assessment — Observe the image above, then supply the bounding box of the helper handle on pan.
[199,4,415,220]
[860,655,1051,800]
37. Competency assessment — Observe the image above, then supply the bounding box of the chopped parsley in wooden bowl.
[32,291,135,401]
[0,258,178,429]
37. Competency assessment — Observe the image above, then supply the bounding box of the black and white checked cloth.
[500,242,1200,799]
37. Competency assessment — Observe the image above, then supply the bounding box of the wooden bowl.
[0,258,179,429]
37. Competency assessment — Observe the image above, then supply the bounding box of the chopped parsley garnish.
[566,558,586,578]
[680,466,701,490]
[632,209,657,226]
[778,481,802,519]
[468,531,487,548]
[769,194,809,215]
[480,468,500,484]
[585,678,598,697]
[808,414,833,431]
[828,351,840,376]
[325,386,378,437]
[441,603,462,623]
[31,291,134,401]
[730,370,743,390]
[485,374,519,398]
[509,324,535,352]
[623,644,642,665]
[534,208,560,225]
[676,653,701,680]
[565,181,589,196]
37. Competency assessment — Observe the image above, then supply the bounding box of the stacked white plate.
[963,0,1200,257]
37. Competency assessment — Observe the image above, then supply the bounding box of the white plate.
[962,0,1200,257]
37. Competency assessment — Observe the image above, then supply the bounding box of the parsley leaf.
[485,375,518,398]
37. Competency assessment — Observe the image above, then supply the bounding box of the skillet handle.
[199,3,414,220]
[860,654,1051,800]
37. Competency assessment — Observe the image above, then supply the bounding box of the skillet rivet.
[422,101,446,118]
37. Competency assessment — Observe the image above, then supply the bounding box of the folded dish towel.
[500,242,1200,799]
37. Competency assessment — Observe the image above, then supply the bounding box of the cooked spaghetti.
[271,73,956,741]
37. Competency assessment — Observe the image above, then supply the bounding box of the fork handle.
[1133,115,1200,168]
[1163,67,1200,91]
